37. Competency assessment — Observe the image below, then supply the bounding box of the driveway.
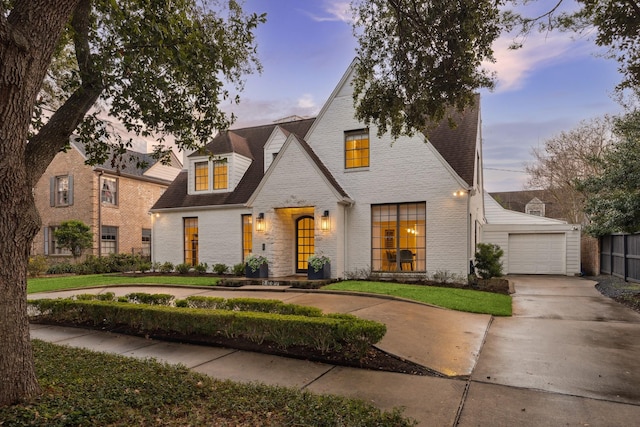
[458,275,640,426]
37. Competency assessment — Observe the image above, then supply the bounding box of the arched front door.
[296,216,314,273]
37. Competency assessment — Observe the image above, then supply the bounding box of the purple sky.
[221,1,623,192]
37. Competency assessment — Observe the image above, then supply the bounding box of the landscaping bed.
[592,274,640,313]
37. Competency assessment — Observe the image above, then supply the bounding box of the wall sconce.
[321,210,330,232]
[452,190,466,197]
[256,212,265,232]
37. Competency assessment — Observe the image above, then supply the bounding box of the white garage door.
[508,233,566,274]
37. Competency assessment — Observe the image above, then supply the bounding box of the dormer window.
[213,160,228,190]
[194,161,208,191]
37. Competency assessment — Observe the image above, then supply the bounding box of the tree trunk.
[0,0,81,406]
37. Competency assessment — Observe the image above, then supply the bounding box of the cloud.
[297,93,316,109]
[485,32,593,93]
[306,1,352,23]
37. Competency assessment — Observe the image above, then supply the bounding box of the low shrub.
[28,255,49,277]
[28,298,386,358]
[474,243,504,279]
[159,261,174,273]
[124,293,174,305]
[232,263,245,276]
[175,263,191,274]
[46,262,76,275]
[194,262,208,274]
[179,296,324,316]
[213,263,228,275]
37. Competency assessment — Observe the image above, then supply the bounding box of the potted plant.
[307,253,331,280]
[245,254,268,278]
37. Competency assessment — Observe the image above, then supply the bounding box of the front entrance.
[296,216,314,273]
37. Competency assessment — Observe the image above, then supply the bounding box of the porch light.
[256,213,265,232]
[321,210,330,232]
[452,190,466,197]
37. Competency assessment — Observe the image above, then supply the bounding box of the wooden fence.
[600,234,640,283]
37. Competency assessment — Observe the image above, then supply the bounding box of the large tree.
[524,116,615,224]
[350,0,640,137]
[579,112,640,236]
[0,0,264,406]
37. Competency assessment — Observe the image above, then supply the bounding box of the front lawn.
[323,281,512,316]
[27,274,220,294]
[0,340,413,426]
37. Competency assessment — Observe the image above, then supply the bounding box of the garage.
[480,193,581,276]
[508,233,566,274]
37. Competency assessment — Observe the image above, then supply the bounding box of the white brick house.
[150,60,487,280]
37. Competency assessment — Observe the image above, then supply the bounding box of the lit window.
[184,217,198,266]
[213,161,228,190]
[371,203,426,272]
[194,161,208,191]
[101,177,118,205]
[242,214,252,261]
[101,226,118,255]
[345,130,370,169]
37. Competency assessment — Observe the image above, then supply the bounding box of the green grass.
[0,340,413,426]
[323,281,512,316]
[27,274,220,294]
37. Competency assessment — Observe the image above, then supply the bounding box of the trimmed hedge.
[29,298,386,358]
[178,295,324,316]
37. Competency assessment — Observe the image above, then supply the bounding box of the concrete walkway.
[29,277,640,426]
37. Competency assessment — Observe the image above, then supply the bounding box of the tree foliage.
[474,243,504,279]
[524,116,615,224]
[54,220,93,259]
[350,0,502,138]
[579,112,640,236]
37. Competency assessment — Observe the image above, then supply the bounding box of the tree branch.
[25,0,103,186]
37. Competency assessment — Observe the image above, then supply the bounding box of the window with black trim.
[242,214,252,261]
[184,217,198,266]
[371,203,426,271]
[345,129,370,169]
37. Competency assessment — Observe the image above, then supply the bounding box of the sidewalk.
[29,278,640,426]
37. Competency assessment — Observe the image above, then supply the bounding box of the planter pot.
[307,263,330,280]
[245,263,268,278]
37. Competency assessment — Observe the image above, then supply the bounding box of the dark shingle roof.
[71,139,159,178]
[427,94,480,187]
[152,118,316,209]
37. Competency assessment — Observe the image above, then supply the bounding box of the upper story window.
[50,175,73,207]
[345,129,370,169]
[194,161,209,191]
[101,177,118,205]
[213,160,228,190]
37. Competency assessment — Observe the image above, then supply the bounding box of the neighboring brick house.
[33,140,181,261]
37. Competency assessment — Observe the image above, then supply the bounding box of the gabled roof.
[426,94,480,187]
[70,139,180,183]
[489,189,566,221]
[152,118,316,210]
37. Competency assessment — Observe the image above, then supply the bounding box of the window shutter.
[67,175,74,206]
[44,227,49,255]
[49,177,55,206]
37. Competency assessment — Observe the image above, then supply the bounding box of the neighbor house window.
[242,214,252,261]
[101,226,118,255]
[44,226,72,255]
[50,175,73,207]
[184,217,198,266]
[141,228,151,258]
[194,161,208,191]
[213,160,228,190]
[345,129,369,169]
[371,203,426,272]
[101,177,118,205]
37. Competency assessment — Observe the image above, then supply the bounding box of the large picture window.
[372,203,426,271]
[345,129,369,169]
[184,217,198,266]
[242,214,252,261]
